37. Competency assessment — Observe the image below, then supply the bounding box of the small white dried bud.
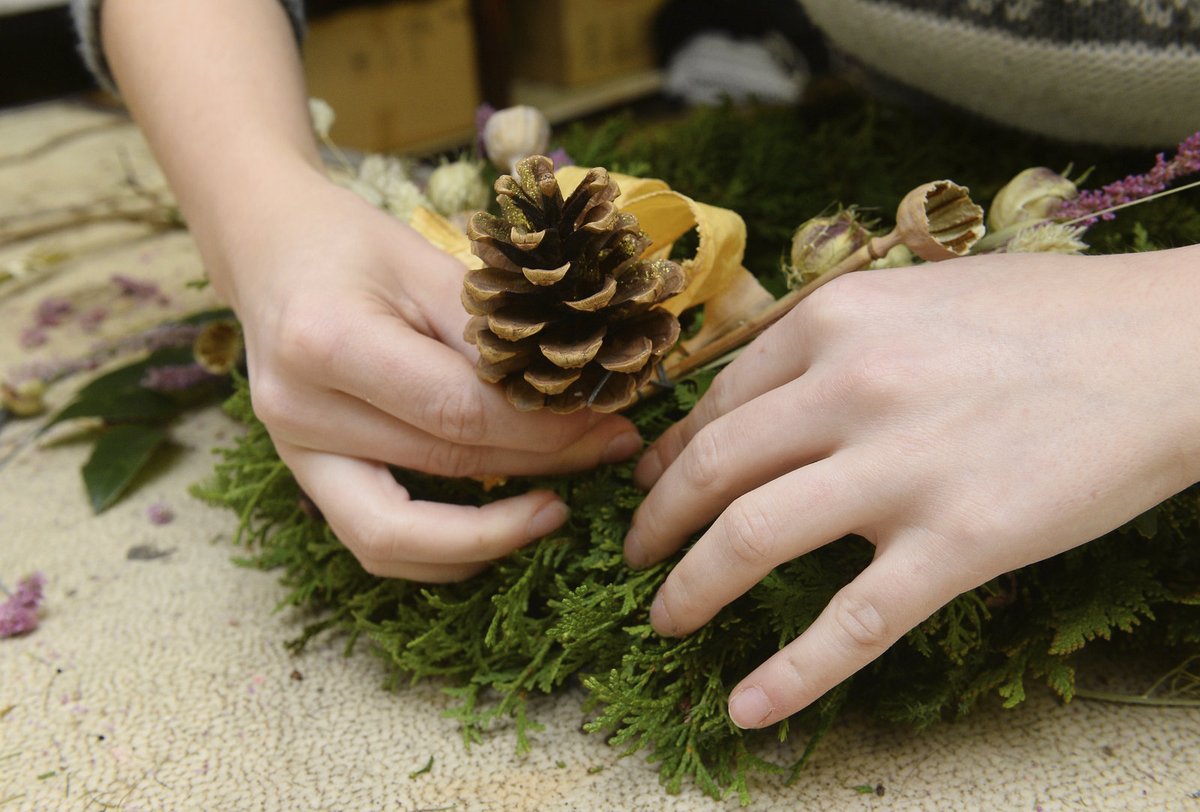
[308,97,336,140]
[786,210,871,287]
[988,167,1077,232]
[425,159,491,217]
[868,244,914,269]
[482,105,551,176]
[1003,222,1089,255]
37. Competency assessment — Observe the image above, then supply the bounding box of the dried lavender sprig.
[141,362,220,392]
[5,322,203,388]
[1055,131,1200,225]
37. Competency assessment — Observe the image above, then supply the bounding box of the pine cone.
[462,155,686,413]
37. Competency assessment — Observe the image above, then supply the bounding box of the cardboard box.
[303,0,481,153]
[511,0,667,87]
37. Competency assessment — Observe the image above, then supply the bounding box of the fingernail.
[650,591,676,636]
[527,500,569,539]
[624,527,645,568]
[602,431,642,464]
[728,686,773,729]
[633,446,663,489]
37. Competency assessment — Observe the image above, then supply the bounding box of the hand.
[624,248,1200,728]
[216,173,642,581]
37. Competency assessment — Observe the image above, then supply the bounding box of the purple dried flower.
[146,502,175,525]
[112,273,170,305]
[547,147,574,169]
[0,572,46,638]
[1055,130,1200,224]
[79,306,108,333]
[19,326,48,349]
[474,103,497,159]
[140,363,220,392]
[35,296,74,327]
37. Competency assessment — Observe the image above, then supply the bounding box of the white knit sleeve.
[70,0,307,95]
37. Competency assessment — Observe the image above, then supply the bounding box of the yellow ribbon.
[409,165,754,318]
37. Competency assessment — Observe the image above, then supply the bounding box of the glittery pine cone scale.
[463,156,685,413]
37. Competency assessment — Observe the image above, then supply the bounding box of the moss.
[194,94,1200,802]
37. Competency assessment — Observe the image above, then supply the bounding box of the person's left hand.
[623,248,1200,729]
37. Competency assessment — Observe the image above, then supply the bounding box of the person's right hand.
[211,171,642,581]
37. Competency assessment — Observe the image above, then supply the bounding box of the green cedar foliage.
[193,94,1200,801]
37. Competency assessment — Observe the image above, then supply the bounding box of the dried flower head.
[193,320,243,375]
[482,106,551,176]
[895,180,986,261]
[0,572,46,638]
[308,97,336,140]
[787,209,872,288]
[988,167,1078,232]
[1,378,46,417]
[425,159,491,217]
[1003,223,1089,255]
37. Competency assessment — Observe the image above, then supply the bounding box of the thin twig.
[1,208,179,246]
[0,118,128,169]
[1073,688,1200,708]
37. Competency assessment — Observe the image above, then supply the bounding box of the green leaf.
[82,425,169,513]
[44,388,178,433]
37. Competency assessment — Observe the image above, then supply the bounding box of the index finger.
[312,310,634,452]
[726,545,967,728]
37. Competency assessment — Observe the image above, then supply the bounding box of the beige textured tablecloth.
[1,102,1198,812]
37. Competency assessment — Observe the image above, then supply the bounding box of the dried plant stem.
[1072,689,1200,708]
[0,207,179,246]
[1075,654,1200,707]
[0,118,127,169]
[661,230,900,383]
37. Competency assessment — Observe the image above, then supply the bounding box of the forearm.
[101,0,326,309]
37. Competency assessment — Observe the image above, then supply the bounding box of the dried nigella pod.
[482,105,551,177]
[463,155,686,413]
[987,167,1078,232]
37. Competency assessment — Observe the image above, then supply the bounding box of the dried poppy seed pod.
[895,180,986,261]
[463,155,685,414]
[988,167,1078,232]
[193,320,243,375]
[482,106,551,177]
[787,210,871,287]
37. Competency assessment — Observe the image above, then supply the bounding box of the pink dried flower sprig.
[0,572,46,638]
[1055,130,1200,225]
[140,363,221,392]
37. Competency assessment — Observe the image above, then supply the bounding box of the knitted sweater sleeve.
[69,0,308,94]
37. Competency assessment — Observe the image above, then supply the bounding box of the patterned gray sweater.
[73,0,1200,146]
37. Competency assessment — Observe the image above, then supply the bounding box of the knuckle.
[338,509,393,570]
[278,311,344,373]
[424,440,481,479]
[680,426,724,490]
[835,352,911,403]
[430,388,488,445]
[249,375,297,433]
[802,272,871,331]
[828,590,890,652]
[721,498,776,567]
